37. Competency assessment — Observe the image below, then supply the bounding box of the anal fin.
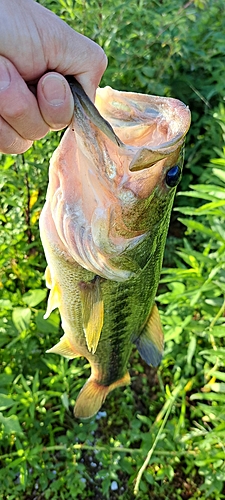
[46,335,80,359]
[133,303,164,367]
[74,371,130,419]
[79,276,104,354]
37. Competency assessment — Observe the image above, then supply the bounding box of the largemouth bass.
[39,78,191,419]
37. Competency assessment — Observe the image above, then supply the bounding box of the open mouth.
[95,87,191,153]
[65,77,191,158]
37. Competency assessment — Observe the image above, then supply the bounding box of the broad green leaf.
[196,199,225,212]
[187,336,196,365]
[0,413,23,434]
[22,289,47,307]
[200,348,225,358]
[35,310,60,334]
[203,383,225,393]
[198,403,225,420]
[0,374,14,386]
[212,371,225,382]
[179,218,224,241]
[32,371,40,394]
[0,299,12,309]
[178,191,216,202]
[61,392,70,411]
[189,184,225,197]
[209,326,225,338]
[164,325,183,342]
[190,392,225,402]
[175,251,200,270]
[213,168,225,182]
[19,462,28,489]
[137,414,152,426]
[0,394,15,410]
[12,307,31,332]
[177,200,225,217]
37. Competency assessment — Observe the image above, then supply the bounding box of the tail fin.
[74,371,130,419]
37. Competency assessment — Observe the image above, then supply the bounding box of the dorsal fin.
[78,276,104,354]
[133,303,164,367]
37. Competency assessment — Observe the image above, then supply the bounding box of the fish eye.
[166,165,181,188]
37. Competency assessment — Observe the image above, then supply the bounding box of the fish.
[39,77,191,419]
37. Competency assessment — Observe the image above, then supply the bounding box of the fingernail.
[0,61,11,91]
[42,74,66,106]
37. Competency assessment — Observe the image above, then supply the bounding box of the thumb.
[39,8,108,102]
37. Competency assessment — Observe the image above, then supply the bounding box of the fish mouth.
[95,86,191,172]
[66,77,191,172]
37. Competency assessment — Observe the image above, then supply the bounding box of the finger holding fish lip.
[37,73,74,130]
[0,58,75,153]
[0,57,49,144]
[0,115,33,154]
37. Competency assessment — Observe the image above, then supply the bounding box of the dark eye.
[166,165,181,188]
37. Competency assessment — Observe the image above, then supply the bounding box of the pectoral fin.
[44,281,61,319]
[46,335,80,359]
[45,266,52,288]
[133,303,164,367]
[79,277,104,354]
[43,266,61,319]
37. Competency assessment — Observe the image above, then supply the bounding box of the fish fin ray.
[79,277,104,354]
[46,335,80,359]
[45,266,52,288]
[133,303,164,367]
[44,279,61,319]
[74,371,130,419]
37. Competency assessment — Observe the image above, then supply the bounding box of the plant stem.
[133,383,183,496]
[0,443,196,461]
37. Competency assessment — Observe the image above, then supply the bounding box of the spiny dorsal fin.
[46,335,80,359]
[79,277,104,354]
[133,303,164,367]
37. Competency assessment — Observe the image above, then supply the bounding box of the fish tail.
[74,371,130,419]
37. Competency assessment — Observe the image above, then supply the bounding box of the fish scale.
[97,285,132,385]
[40,78,191,419]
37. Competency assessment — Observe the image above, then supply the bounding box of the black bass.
[39,78,190,419]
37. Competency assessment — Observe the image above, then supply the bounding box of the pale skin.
[0,0,107,154]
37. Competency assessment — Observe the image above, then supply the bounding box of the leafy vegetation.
[1,0,225,498]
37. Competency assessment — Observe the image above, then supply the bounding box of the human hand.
[0,0,107,154]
